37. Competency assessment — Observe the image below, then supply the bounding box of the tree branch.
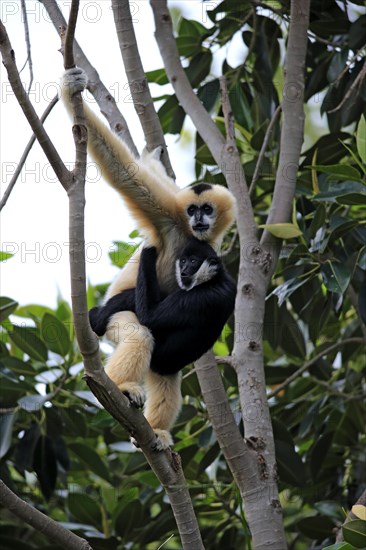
[0,480,92,550]
[249,104,282,197]
[0,22,71,190]
[19,0,34,93]
[261,1,310,258]
[111,0,175,179]
[267,337,365,399]
[194,351,259,500]
[38,0,138,156]
[0,94,59,211]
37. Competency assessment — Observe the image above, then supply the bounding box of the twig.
[0,480,92,549]
[63,0,79,70]
[249,104,282,197]
[39,0,138,155]
[219,76,258,243]
[221,228,238,257]
[328,58,366,113]
[0,94,59,211]
[0,22,71,190]
[267,337,365,399]
[329,43,366,86]
[111,0,175,179]
[20,0,34,93]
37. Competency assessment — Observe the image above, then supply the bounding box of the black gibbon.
[89,238,236,449]
[62,68,237,448]
[90,237,236,373]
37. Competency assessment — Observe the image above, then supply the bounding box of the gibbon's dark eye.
[180,258,187,265]
[187,205,197,216]
[190,258,197,264]
[202,204,213,215]
[209,258,218,267]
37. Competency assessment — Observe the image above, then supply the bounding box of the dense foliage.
[1,1,365,548]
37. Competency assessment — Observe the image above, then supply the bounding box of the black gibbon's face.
[186,203,216,240]
[175,252,219,291]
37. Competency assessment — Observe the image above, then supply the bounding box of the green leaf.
[145,68,168,85]
[259,223,302,239]
[343,519,366,548]
[158,95,186,135]
[313,181,366,202]
[0,251,13,261]
[109,240,139,269]
[41,313,70,356]
[33,435,57,500]
[297,515,335,540]
[185,51,212,88]
[114,499,143,537]
[176,36,201,57]
[0,297,18,323]
[0,412,16,458]
[310,432,334,480]
[68,442,111,483]
[356,115,366,164]
[15,304,55,319]
[311,164,363,183]
[68,493,102,528]
[336,193,366,205]
[321,262,351,295]
[322,544,355,550]
[9,326,48,362]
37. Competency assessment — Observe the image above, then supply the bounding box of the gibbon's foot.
[62,67,88,96]
[119,382,146,409]
[130,429,173,452]
[153,429,173,450]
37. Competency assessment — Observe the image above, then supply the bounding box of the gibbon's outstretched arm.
[61,68,178,240]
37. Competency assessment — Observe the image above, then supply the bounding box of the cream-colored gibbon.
[62,68,237,448]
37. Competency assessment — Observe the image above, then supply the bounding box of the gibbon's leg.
[105,311,154,408]
[143,370,182,449]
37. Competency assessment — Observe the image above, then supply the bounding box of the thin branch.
[328,58,366,113]
[0,94,59,211]
[20,0,34,93]
[61,5,204,547]
[111,0,175,179]
[329,43,366,87]
[0,480,92,550]
[249,104,282,197]
[261,0,310,264]
[0,22,71,189]
[150,0,225,164]
[39,0,138,155]
[63,0,79,70]
[267,337,365,399]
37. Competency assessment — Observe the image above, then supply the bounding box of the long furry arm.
[61,68,177,236]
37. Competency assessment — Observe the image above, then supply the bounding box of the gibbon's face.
[186,202,216,240]
[175,251,219,291]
